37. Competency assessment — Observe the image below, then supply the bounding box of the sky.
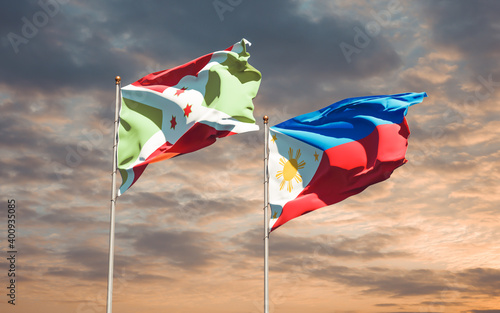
[1,0,500,313]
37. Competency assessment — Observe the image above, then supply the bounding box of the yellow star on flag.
[271,134,277,143]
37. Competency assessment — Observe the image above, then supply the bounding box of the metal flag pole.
[106,76,121,313]
[263,115,270,313]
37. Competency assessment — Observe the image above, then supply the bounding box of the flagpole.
[106,76,121,313]
[263,115,270,313]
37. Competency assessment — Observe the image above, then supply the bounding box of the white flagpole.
[106,76,121,313]
[263,116,270,313]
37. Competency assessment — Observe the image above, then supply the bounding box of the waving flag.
[268,92,427,231]
[117,39,261,195]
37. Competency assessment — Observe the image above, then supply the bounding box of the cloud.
[419,300,464,307]
[310,266,458,297]
[308,266,500,299]
[234,228,410,262]
[375,303,399,307]
[401,56,458,85]
[418,1,500,58]
[0,0,402,100]
[417,0,500,83]
[131,228,219,269]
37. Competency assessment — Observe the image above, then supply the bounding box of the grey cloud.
[234,229,410,261]
[40,245,128,281]
[131,229,218,269]
[0,98,113,197]
[457,268,500,295]
[0,113,53,150]
[20,241,50,257]
[126,191,180,210]
[38,208,107,229]
[310,266,461,297]
[1,3,141,91]
[0,0,401,97]
[123,189,260,225]
[64,246,117,272]
[418,0,500,57]
[42,244,175,283]
[417,0,500,77]
[309,266,500,298]
[419,301,463,306]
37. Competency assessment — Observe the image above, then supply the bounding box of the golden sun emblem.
[276,148,306,192]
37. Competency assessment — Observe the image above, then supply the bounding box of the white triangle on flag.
[268,128,323,229]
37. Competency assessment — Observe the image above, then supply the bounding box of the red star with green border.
[170,115,177,130]
[184,104,192,117]
[174,87,187,96]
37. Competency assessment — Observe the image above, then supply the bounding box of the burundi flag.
[268,92,427,231]
[117,39,261,195]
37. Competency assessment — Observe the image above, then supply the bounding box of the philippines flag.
[268,92,427,231]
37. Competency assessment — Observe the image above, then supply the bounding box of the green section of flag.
[119,168,128,185]
[118,97,163,168]
[204,48,261,124]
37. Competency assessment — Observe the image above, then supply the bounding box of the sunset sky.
[1,1,500,313]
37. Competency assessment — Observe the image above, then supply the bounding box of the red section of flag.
[131,43,237,94]
[270,121,409,231]
[130,163,148,190]
[124,122,236,191]
[150,122,234,161]
[131,54,213,93]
